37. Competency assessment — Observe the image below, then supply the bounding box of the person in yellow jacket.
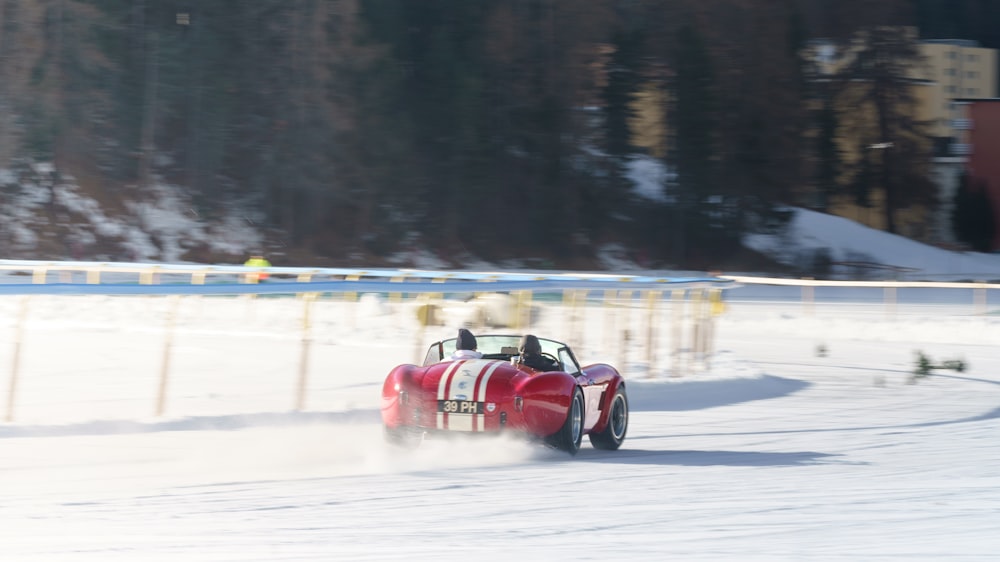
[244,255,272,283]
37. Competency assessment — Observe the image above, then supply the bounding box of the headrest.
[457,328,478,350]
[519,334,542,356]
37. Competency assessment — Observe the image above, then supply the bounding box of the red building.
[956,98,1000,250]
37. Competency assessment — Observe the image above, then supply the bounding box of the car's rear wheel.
[384,425,423,449]
[546,387,584,455]
[589,387,628,450]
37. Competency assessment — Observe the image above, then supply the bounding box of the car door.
[559,347,605,430]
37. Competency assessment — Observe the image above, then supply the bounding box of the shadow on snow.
[572,447,855,467]
[627,375,810,412]
[0,409,382,439]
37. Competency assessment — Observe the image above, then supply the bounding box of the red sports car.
[381,334,628,455]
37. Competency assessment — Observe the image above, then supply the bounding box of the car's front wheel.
[546,387,585,455]
[589,387,628,450]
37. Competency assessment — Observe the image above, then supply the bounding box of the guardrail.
[719,274,1000,316]
[3,260,996,423]
[0,259,735,291]
[5,259,995,291]
[0,260,735,423]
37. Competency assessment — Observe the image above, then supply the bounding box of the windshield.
[422,334,578,372]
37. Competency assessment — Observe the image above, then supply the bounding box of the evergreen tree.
[835,24,937,234]
[356,0,495,252]
[669,22,716,264]
[600,19,647,256]
[814,92,842,210]
[952,174,997,252]
[913,0,1000,50]
[354,0,615,261]
[480,0,613,260]
[712,0,805,241]
[603,29,642,160]
[0,0,27,166]
[0,0,975,265]
[851,140,875,208]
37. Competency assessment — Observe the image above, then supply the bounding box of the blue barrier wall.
[0,259,735,295]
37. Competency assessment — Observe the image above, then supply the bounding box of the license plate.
[438,400,482,414]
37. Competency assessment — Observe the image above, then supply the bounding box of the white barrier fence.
[0,261,735,423]
[720,274,1000,319]
[1,260,997,423]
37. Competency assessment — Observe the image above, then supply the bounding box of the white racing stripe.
[436,361,463,430]
[438,360,501,431]
[476,362,500,404]
[473,361,502,431]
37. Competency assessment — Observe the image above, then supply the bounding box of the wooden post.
[415,292,430,364]
[516,290,533,331]
[671,289,685,377]
[140,266,160,285]
[884,286,897,320]
[802,278,815,316]
[619,290,632,371]
[345,274,361,331]
[690,289,703,367]
[295,293,317,411]
[705,288,723,369]
[644,290,660,378]
[155,295,181,416]
[5,296,31,422]
[572,290,587,349]
[389,276,405,303]
[603,289,616,350]
[562,290,575,346]
[697,289,712,365]
[974,282,986,316]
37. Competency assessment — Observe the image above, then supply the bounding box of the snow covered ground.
[743,207,1000,280]
[0,290,997,560]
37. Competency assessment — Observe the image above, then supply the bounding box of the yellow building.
[917,41,997,245]
[811,35,996,142]
[807,32,997,244]
[626,30,997,246]
[916,39,995,244]
[918,39,997,141]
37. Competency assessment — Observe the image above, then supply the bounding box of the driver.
[518,334,560,371]
[450,328,483,360]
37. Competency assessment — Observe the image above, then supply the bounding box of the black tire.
[589,387,628,450]
[546,387,585,455]
[384,425,423,449]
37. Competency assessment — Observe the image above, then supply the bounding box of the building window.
[948,51,957,59]
[946,68,956,76]
[967,71,978,78]
[947,85,957,93]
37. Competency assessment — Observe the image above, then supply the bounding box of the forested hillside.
[0,0,997,268]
